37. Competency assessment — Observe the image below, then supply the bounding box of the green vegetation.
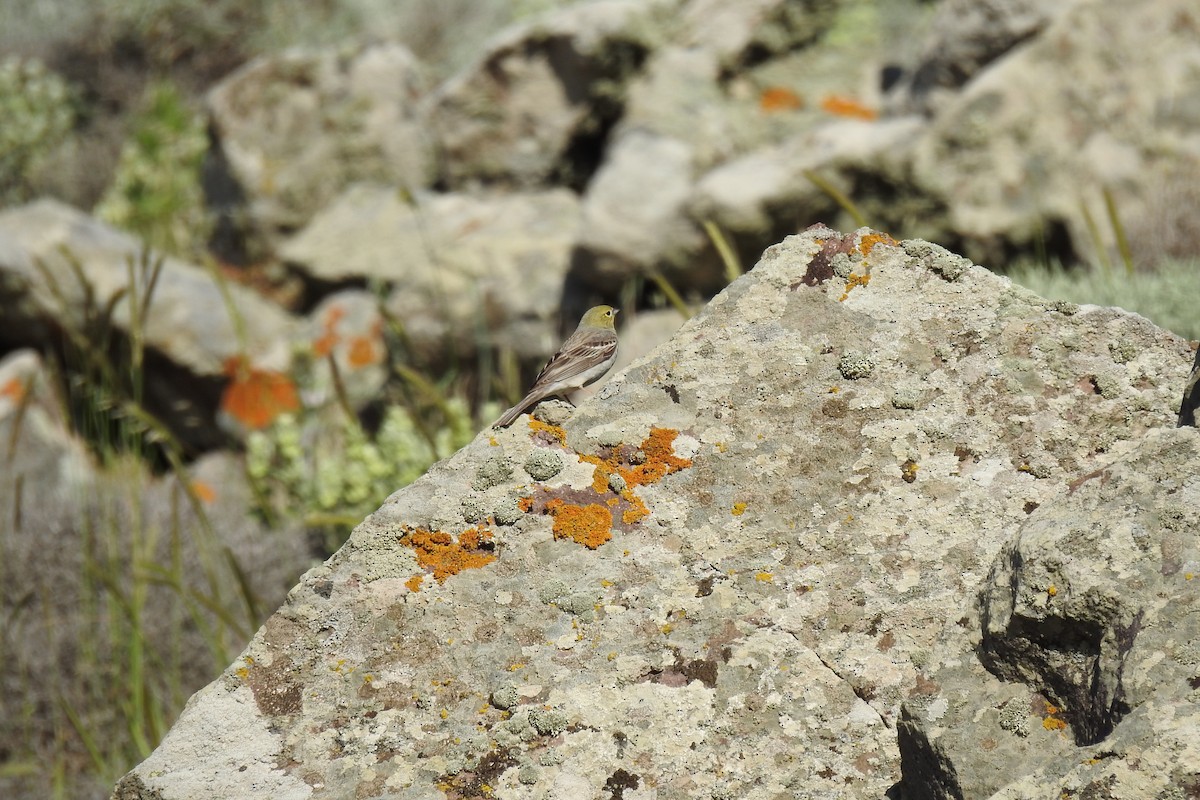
[2,250,262,800]
[246,398,483,554]
[0,56,75,204]
[95,81,212,260]
[1007,258,1200,341]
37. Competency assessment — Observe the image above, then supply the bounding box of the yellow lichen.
[857,232,896,256]
[839,271,872,302]
[1047,584,1058,597]
[528,417,567,445]
[755,572,774,582]
[732,502,747,516]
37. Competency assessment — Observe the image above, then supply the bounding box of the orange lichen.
[312,329,337,358]
[312,305,346,357]
[189,480,217,504]
[528,417,567,446]
[1041,702,1068,731]
[820,94,877,120]
[400,524,496,585]
[583,427,692,492]
[1,377,27,403]
[522,427,692,548]
[405,574,424,592]
[857,232,896,256]
[346,335,380,367]
[517,495,534,513]
[759,86,804,112]
[551,503,613,549]
[1043,715,1067,731]
[621,501,649,525]
[220,356,300,430]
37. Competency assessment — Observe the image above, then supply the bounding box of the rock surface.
[113,227,1193,799]
[422,0,658,190]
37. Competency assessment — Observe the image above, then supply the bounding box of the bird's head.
[579,305,619,330]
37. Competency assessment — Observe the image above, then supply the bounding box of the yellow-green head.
[579,305,619,331]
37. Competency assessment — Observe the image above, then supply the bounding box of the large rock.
[279,184,581,364]
[0,199,299,450]
[572,128,718,293]
[897,426,1200,799]
[112,227,1191,799]
[680,0,842,67]
[206,43,434,259]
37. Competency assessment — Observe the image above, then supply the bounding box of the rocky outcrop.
[422,0,660,190]
[112,227,1194,799]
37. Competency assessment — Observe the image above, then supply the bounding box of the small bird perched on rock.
[493,305,619,428]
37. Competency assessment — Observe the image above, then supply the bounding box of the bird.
[493,305,619,428]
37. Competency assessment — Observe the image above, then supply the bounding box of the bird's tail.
[493,390,541,428]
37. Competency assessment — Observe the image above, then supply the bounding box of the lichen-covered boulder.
[422,0,660,190]
[112,227,1191,799]
[897,426,1200,799]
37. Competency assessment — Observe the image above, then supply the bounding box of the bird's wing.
[531,328,617,389]
[493,328,617,428]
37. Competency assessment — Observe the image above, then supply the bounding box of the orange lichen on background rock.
[346,319,386,368]
[549,502,613,549]
[220,355,301,430]
[400,524,497,587]
[312,304,346,358]
[759,86,804,113]
[1,377,27,403]
[189,480,217,504]
[820,94,878,120]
